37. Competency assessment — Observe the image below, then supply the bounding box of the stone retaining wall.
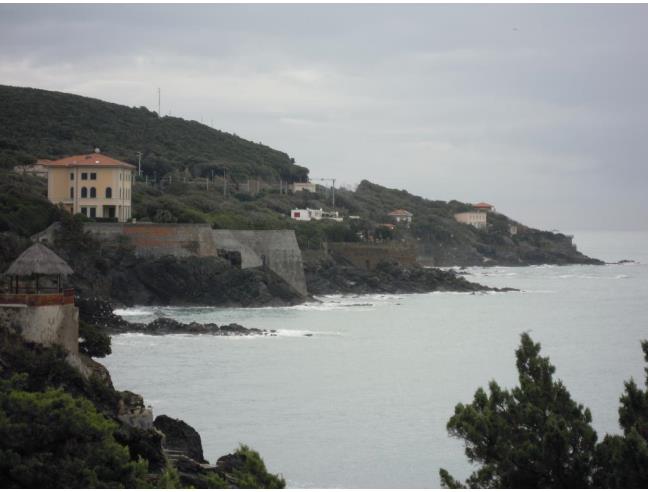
[80,223,308,296]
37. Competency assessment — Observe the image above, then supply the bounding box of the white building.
[388,209,413,226]
[454,211,488,229]
[13,159,51,178]
[290,208,342,222]
[289,182,317,193]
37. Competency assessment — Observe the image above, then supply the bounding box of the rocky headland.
[304,256,516,296]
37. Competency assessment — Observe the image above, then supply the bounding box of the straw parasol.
[4,243,73,293]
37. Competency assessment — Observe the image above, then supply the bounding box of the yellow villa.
[45,149,135,222]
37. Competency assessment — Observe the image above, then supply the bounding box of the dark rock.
[78,300,272,337]
[154,415,207,464]
[304,256,505,296]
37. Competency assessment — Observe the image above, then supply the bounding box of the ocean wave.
[113,308,154,317]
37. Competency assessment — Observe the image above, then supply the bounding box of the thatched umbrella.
[4,243,73,293]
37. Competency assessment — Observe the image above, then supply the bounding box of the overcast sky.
[1,4,647,231]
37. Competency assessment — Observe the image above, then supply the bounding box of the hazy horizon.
[1,4,647,231]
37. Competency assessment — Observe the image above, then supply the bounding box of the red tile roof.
[388,209,413,216]
[473,202,494,209]
[44,153,136,169]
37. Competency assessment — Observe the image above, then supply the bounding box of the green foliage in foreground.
[0,328,285,489]
[440,335,648,488]
[0,377,148,488]
[217,444,287,489]
[78,320,112,358]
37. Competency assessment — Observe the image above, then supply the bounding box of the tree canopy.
[440,334,648,488]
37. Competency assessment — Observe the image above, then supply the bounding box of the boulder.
[154,415,207,464]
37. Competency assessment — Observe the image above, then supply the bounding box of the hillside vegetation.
[0,84,308,181]
[0,85,601,267]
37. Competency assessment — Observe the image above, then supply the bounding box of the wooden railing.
[0,290,75,307]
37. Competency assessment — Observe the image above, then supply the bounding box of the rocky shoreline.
[304,257,516,296]
[77,297,290,336]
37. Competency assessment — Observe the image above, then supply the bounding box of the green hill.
[0,85,601,267]
[0,84,308,181]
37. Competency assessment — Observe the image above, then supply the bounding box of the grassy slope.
[0,84,308,181]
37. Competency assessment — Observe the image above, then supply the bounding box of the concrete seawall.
[80,223,308,296]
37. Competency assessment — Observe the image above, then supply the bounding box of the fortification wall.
[81,223,307,296]
[0,303,79,354]
[327,242,418,270]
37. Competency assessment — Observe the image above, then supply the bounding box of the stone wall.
[78,223,308,296]
[327,242,418,270]
[0,303,79,354]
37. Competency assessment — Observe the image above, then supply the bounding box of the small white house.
[289,182,317,193]
[388,209,413,225]
[290,208,342,222]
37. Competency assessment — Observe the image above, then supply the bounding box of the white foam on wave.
[113,308,154,317]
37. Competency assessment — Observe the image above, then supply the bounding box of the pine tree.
[593,341,648,487]
[440,333,598,488]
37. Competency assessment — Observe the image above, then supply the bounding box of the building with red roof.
[44,149,135,222]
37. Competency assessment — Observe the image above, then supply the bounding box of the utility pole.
[157,88,161,117]
[136,151,142,176]
[223,168,228,198]
[312,177,337,209]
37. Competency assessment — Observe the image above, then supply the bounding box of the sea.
[103,230,648,488]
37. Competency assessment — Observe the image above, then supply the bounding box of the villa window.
[106,187,112,198]
[81,187,87,198]
[70,172,74,180]
[90,187,96,198]
[81,172,88,180]
[70,187,74,199]
[81,207,87,216]
[90,172,97,180]
[89,207,96,218]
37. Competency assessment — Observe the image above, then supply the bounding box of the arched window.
[105,187,112,198]
[81,187,87,198]
[90,187,96,198]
